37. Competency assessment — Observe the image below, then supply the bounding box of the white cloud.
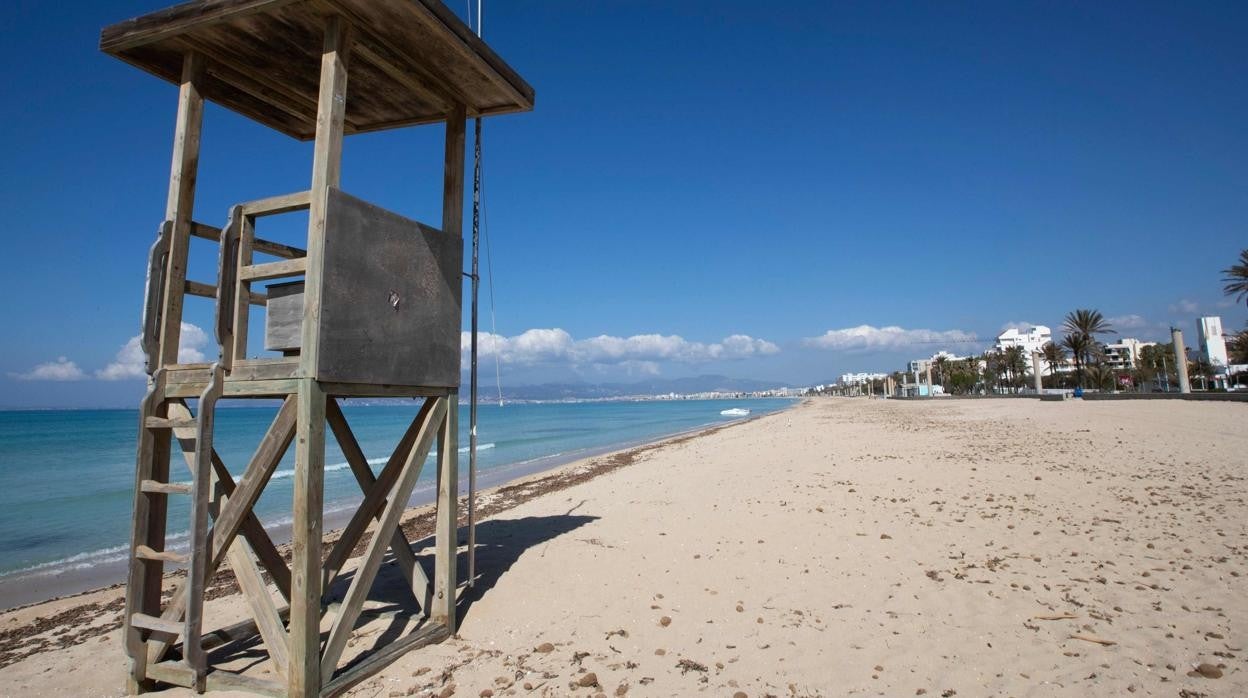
[462,328,779,368]
[1107,314,1149,330]
[97,323,210,380]
[11,357,87,381]
[802,325,977,352]
[1169,299,1199,314]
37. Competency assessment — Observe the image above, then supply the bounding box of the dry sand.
[1,397,1244,697]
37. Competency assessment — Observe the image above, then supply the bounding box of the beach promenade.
[1,398,1244,696]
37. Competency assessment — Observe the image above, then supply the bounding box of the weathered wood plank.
[320,397,445,682]
[124,370,170,692]
[239,258,306,281]
[320,398,433,582]
[100,0,301,52]
[224,533,289,676]
[147,398,296,665]
[325,400,430,607]
[231,211,255,362]
[157,52,204,369]
[432,391,459,630]
[320,621,449,698]
[239,189,312,217]
[298,14,352,379]
[252,237,306,260]
[289,378,327,697]
[441,105,466,238]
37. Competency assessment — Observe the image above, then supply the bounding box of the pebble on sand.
[1191,663,1223,679]
[535,642,555,653]
[578,672,600,688]
[659,616,672,627]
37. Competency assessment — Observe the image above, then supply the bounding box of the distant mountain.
[488,374,790,401]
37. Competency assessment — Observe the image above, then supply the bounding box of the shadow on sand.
[202,513,598,676]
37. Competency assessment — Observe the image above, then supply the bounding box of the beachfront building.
[839,371,889,385]
[1198,316,1229,370]
[1102,338,1156,371]
[994,325,1052,367]
[907,350,971,375]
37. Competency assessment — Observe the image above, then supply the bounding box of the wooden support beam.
[325,400,431,607]
[290,378,327,697]
[239,258,307,282]
[300,16,352,379]
[231,212,255,363]
[320,622,450,698]
[252,238,307,260]
[321,398,435,592]
[432,391,459,630]
[224,521,290,677]
[320,397,445,682]
[157,52,204,369]
[441,105,466,238]
[147,398,297,665]
[239,190,312,217]
[124,370,171,692]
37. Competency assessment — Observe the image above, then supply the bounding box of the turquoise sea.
[0,398,792,607]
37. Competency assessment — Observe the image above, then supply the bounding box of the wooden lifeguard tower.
[100,2,533,695]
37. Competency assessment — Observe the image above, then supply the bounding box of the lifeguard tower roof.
[100,0,535,140]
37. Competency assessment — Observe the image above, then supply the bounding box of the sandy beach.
[1,397,1244,697]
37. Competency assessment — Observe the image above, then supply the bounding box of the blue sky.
[1,0,1245,407]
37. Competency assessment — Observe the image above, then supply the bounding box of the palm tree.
[1223,249,1248,307]
[1041,341,1067,379]
[933,355,949,388]
[1061,332,1092,387]
[1188,357,1215,390]
[1003,346,1027,392]
[1063,309,1115,343]
[1086,364,1116,392]
[1061,309,1114,388]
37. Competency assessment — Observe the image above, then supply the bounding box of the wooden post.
[432,392,459,631]
[442,106,467,237]
[300,15,352,378]
[289,378,326,697]
[157,52,204,368]
[289,15,350,696]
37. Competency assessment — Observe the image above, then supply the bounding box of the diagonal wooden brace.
[321,397,435,591]
[324,399,431,609]
[320,397,446,682]
[147,396,297,665]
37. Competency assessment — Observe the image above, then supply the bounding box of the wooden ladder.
[123,212,241,692]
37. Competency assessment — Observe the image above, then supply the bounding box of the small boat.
[720,408,750,417]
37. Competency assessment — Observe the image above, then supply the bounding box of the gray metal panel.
[264,281,305,353]
[317,188,463,387]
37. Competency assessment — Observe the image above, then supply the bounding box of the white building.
[1102,338,1156,371]
[994,325,1052,375]
[839,372,888,386]
[907,350,972,374]
[1198,316,1229,371]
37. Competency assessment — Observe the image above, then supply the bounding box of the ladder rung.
[135,545,189,564]
[239,189,311,217]
[140,479,193,495]
[145,416,198,430]
[184,279,217,299]
[239,258,307,281]
[189,220,223,242]
[253,237,306,260]
[130,612,183,639]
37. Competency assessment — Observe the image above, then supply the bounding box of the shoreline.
[0,403,788,669]
[0,402,790,610]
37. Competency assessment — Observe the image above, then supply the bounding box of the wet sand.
[0,397,1244,696]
